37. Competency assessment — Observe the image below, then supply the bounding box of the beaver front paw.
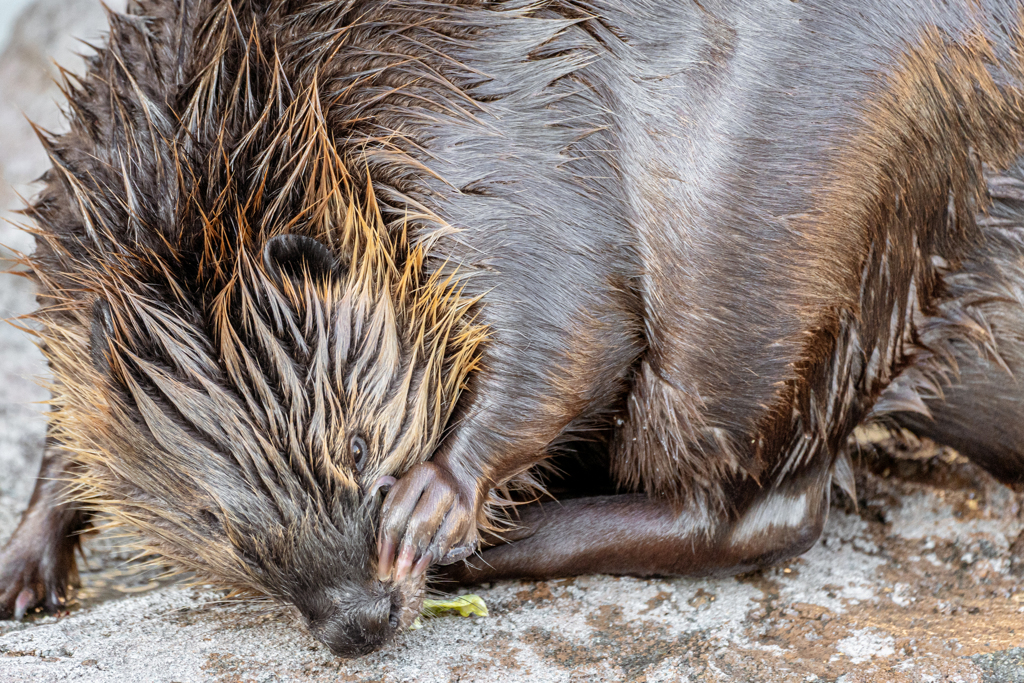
[0,512,80,620]
[377,462,478,582]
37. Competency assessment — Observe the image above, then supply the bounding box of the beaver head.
[40,168,483,657]
[23,0,493,656]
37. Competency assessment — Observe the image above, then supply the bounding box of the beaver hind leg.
[0,437,88,619]
[441,459,833,583]
[885,166,1024,485]
[891,339,1024,485]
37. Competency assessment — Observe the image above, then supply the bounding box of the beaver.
[3,0,1024,658]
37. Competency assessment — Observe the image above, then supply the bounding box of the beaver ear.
[262,234,344,284]
[90,298,115,374]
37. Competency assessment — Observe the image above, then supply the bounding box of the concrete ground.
[1,2,1023,681]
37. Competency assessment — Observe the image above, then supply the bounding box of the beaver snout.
[302,587,405,657]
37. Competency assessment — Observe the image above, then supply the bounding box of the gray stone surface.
[1,2,1023,682]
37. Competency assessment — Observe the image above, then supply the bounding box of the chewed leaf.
[423,594,488,617]
[411,594,489,628]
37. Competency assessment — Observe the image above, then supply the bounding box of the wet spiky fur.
[22,0,485,598]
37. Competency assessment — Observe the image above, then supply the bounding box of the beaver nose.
[310,595,404,658]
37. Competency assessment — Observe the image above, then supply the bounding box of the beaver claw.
[377,462,478,582]
[439,544,475,565]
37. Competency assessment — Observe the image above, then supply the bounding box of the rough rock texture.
[1,2,1024,681]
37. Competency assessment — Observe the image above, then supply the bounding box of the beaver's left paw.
[377,462,478,582]
[0,510,80,620]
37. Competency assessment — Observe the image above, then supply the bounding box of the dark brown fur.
[3,0,1024,658]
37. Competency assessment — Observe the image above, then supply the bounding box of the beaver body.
[3,0,1024,657]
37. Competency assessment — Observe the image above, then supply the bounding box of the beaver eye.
[350,435,367,472]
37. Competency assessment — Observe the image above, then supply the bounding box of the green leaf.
[410,594,489,629]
